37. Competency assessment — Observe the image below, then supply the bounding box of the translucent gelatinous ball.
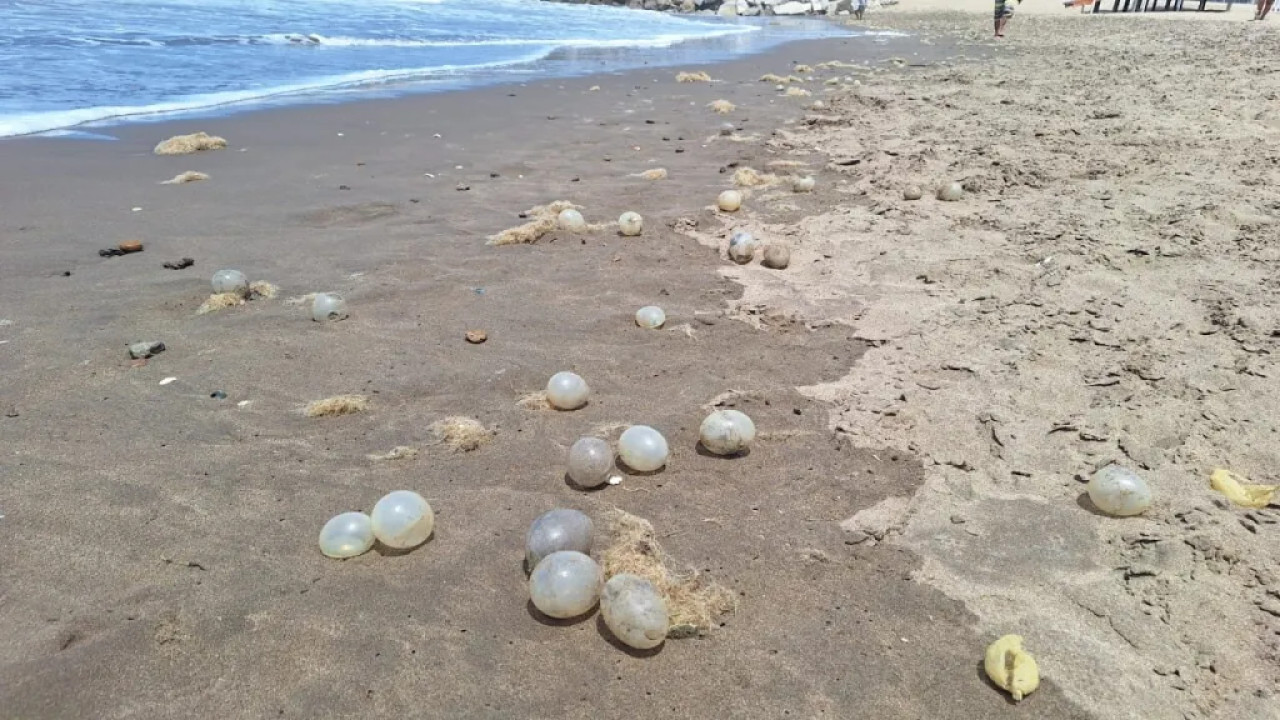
[311,292,348,322]
[635,306,666,329]
[1087,465,1152,517]
[546,371,590,410]
[719,122,736,136]
[903,185,924,201]
[558,208,587,233]
[567,437,614,489]
[370,490,435,549]
[618,212,643,237]
[699,409,757,456]
[717,190,742,212]
[728,230,757,265]
[601,573,669,650]
[529,550,602,619]
[318,511,375,559]
[211,269,249,296]
[937,182,965,202]
[618,425,669,473]
[792,176,816,193]
[526,508,594,569]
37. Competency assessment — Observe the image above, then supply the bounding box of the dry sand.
[0,9,1276,720]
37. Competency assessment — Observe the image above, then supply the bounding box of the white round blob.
[526,508,594,569]
[1087,465,1152,517]
[717,190,742,212]
[618,211,643,237]
[528,550,602,619]
[546,371,590,410]
[792,176,816,193]
[318,511,375,559]
[903,185,924,201]
[937,182,965,202]
[699,409,757,456]
[601,573,669,650]
[370,490,435,549]
[567,438,614,489]
[211,269,249,296]
[635,306,666,330]
[728,230,757,264]
[311,292,348,322]
[618,425,669,473]
[719,122,736,136]
[558,208,587,233]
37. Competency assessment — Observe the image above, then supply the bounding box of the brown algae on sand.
[304,394,368,418]
[367,446,418,462]
[1210,469,1277,509]
[487,200,579,246]
[153,132,227,155]
[733,167,780,188]
[430,416,493,452]
[161,171,209,185]
[984,635,1040,702]
[196,281,277,315]
[634,168,668,181]
[675,71,712,83]
[601,509,735,638]
[708,99,735,114]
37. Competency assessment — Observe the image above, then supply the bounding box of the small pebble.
[128,341,165,360]
[210,390,226,400]
[465,329,488,344]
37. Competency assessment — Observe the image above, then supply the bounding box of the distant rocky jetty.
[543,0,882,17]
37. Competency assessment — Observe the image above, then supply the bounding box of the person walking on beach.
[995,0,1020,37]
[855,0,868,20]
[1257,0,1274,20]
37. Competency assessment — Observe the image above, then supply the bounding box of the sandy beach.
[1,4,1278,719]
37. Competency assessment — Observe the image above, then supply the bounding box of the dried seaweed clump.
[367,446,419,462]
[487,200,580,246]
[708,99,736,115]
[196,281,278,314]
[601,509,736,638]
[784,87,812,98]
[161,171,209,185]
[760,74,804,85]
[153,132,227,156]
[793,64,813,73]
[676,71,713,83]
[634,168,668,181]
[733,167,780,188]
[517,391,552,411]
[430,416,494,452]
[304,394,369,418]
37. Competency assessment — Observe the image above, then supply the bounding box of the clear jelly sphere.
[618,212,643,237]
[211,269,249,296]
[937,182,965,202]
[318,511,375,559]
[370,490,435,549]
[635,306,666,329]
[699,409,757,456]
[567,438,613,489]
[618,425,669,473]
[526,508,594,569]
[311,292,348,322]
[717,190,742,212]
[792,176,816,193]
[558,208,587,233]
[546,371,590,410]
[1087,465,1152,517]
[528,550,602,619]
[601,573,669,650]
[728,230,757,264]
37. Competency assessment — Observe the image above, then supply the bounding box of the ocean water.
[0,0,857,139]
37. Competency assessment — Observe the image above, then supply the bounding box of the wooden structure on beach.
[1091,0,1234,11]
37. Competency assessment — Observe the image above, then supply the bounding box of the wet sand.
[0,9,1276,720]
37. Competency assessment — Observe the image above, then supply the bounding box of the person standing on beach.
[995,0,1020,37]
[855,0,868,20]
[1257,0,1274,20]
